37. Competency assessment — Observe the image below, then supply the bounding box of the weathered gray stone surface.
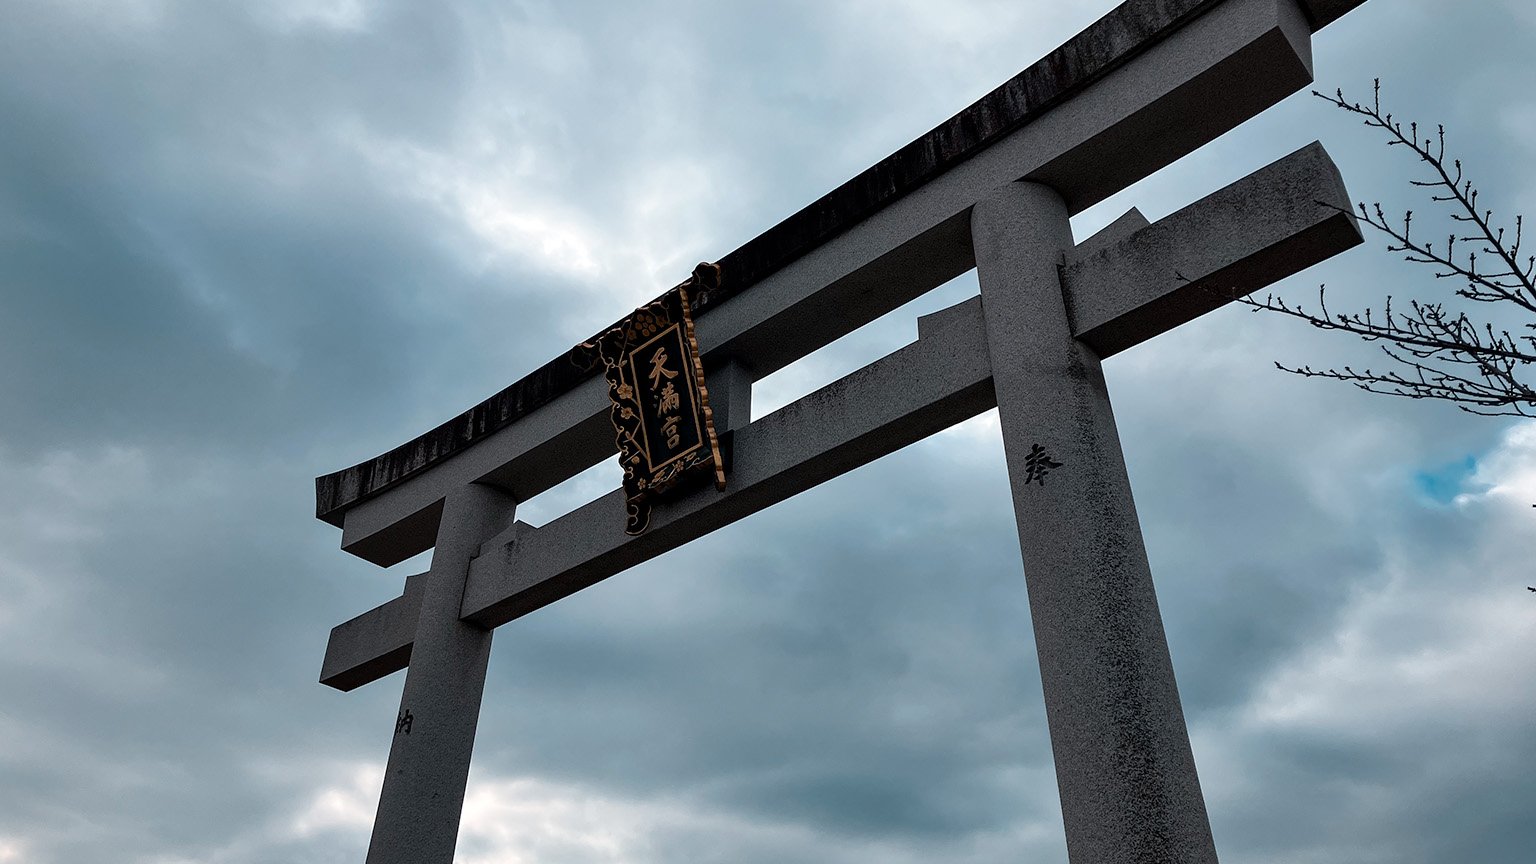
[460,296,997,629]
[1070,206,1151,261]
[313,3,1382,860]
[319,571,423,692]
[365,486,515,864]
[1067,140,1360,358]
[322,142,1364,690]
[316,0,1353,561]
[704,358,753,436]
[336,376,609,567]
[974,181,1216,864]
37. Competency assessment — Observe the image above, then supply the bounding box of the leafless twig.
[1233,80,1536,416]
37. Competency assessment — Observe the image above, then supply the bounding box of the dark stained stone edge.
[315,0,1328,524]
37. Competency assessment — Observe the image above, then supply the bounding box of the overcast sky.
[2,1,1534,862]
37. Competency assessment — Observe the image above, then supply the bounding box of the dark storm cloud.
[0,1,1533,863]
[476,437,1051,839]
[0,2,592,861]
[0,0,590,461]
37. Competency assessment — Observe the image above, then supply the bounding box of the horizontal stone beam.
[322,0,1331,567]
[319,574,425,691]
[335,376,611,567]
[460,297,996,628]
[320,140,1363,690]
[1065,140,1361,358]
[458,143,1364,629]
[320,299,989,689]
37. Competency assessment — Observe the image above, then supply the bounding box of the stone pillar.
[972,182,1218,864]
[704,356,753,435]
[366,484,517,864]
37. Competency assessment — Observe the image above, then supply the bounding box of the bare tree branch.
[1228,80,1536,417]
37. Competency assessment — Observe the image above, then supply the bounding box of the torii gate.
[314,0,1372,861]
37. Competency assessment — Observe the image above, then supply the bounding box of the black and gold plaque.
[579,262,726,534]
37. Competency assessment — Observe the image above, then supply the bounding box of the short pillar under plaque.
[366,484,517,864]
[973,182,1219,864]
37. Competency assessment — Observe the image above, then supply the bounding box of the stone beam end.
[1066,140,1362,358]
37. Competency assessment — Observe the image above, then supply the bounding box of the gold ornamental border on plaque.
[577,262,727,534]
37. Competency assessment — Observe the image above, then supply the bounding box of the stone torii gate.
[314,0,1372,860]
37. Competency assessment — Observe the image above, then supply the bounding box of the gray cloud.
[0,1,1533,862]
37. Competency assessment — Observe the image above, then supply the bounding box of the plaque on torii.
[312,1,1373,862]
[576,262,728,535]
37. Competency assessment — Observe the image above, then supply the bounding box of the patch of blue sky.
[1413,454,1489,505]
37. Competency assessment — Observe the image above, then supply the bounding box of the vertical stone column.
[972,182,1218,864]
[704,357,753,435]
[366,484,517,864]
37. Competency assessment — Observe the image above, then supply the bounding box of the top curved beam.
[314,0,1367,540]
